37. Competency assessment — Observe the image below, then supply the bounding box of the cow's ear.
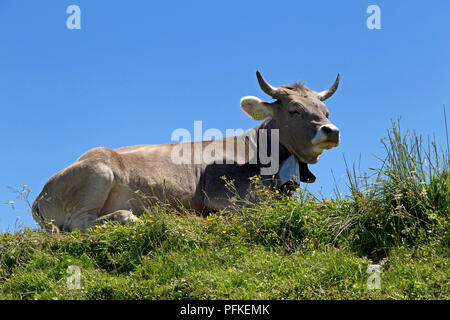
[240,96,276,120]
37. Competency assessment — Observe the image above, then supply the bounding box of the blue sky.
[0,0,449,231]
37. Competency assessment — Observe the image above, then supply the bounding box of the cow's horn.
[256,70,280,99]
[317,73,340,101]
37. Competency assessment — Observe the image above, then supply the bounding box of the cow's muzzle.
[311,124,340,148]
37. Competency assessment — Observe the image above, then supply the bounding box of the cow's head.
[241,70,340,165]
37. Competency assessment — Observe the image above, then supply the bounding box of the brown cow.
[32,71,340,232]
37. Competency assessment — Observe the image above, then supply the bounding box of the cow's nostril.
[322,126,332,134]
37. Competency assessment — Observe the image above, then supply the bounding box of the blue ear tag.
[279,154,300,185]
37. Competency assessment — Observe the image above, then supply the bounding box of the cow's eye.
[289,108,302,115]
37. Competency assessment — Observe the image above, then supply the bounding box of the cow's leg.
[35,163,115,232]
[95,210,140,225]
[63,209,140,232]
[56,162,116,232]
[61,182,142,232]
[34,147,141,232]
[63,210,100,232]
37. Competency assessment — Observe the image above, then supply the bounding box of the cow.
[31,71,340,232]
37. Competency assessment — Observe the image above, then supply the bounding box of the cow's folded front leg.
[63,209,139,232]
[95,210,140,225]
[63,210,100,232]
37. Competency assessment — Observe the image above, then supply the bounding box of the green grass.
[0,121,448,300]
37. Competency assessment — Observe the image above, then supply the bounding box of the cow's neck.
[252,119,316,184]
[255,118,292,166]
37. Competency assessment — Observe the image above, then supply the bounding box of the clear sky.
[0,0,449,232]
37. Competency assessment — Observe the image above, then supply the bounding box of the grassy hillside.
[0,121,448,300]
